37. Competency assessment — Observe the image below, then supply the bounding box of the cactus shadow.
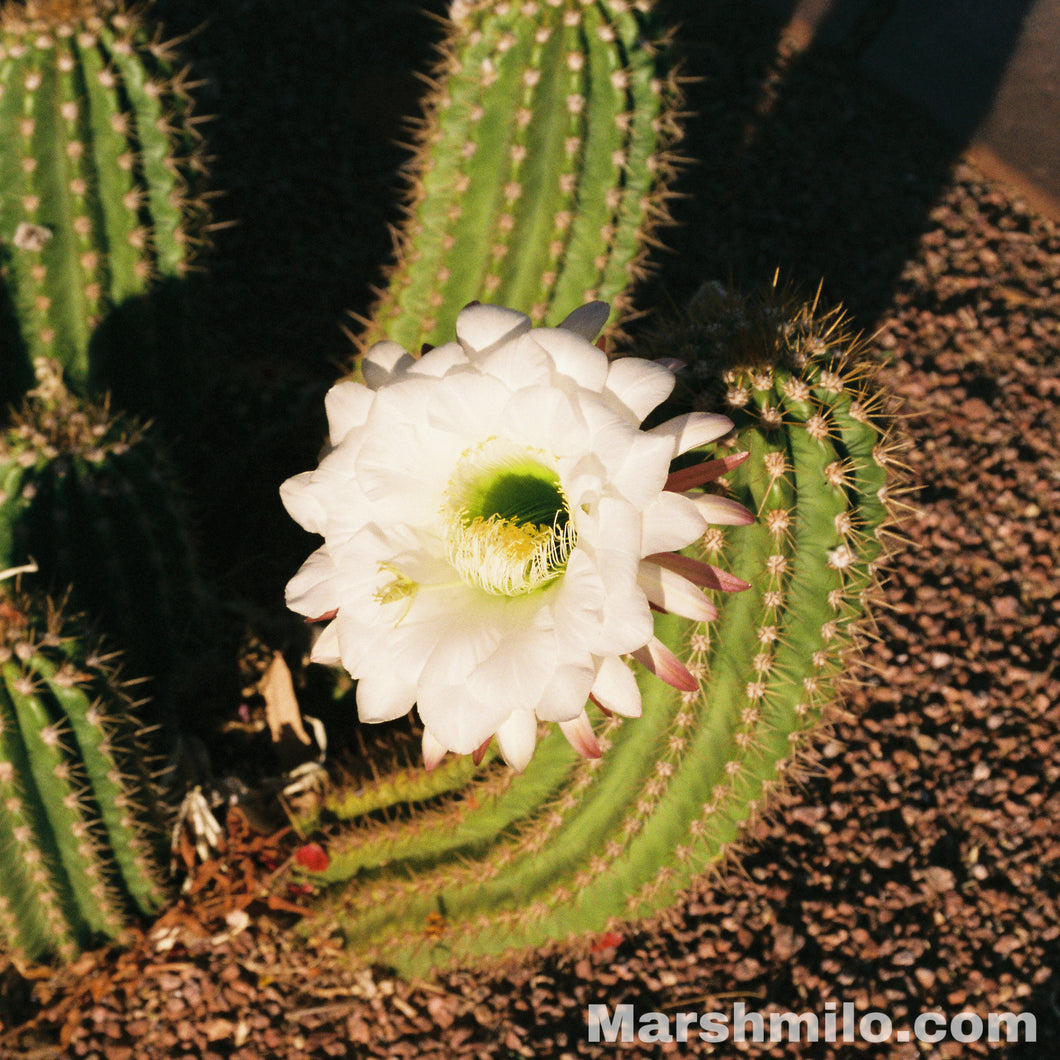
[643,0,1038,330]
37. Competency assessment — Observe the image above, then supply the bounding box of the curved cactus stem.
[291,281,902,978]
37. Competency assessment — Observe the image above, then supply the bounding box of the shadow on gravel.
[640,0,1037,332]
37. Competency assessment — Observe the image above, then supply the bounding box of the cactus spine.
[0,0,206,402]
[292,281,901,977]
[0,591,170,962]
[358,0,680,354]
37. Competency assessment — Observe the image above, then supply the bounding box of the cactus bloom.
[281,302,750,771]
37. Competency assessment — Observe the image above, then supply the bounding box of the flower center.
[443,441,575,596]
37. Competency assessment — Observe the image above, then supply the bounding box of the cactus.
[0,589,170,963]
[357,0,681,355]
[0,367,212,732]
[289,280,902,977]
[0,0,207,406]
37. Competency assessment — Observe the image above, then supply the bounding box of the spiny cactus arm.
[372,8,521,349]
[312,745,488,831]
[1,659,127,942]
[29,652,169,915]
[0,0,203,395]
[316,738,577,881]
[360,0,676,354]
[0,701,77,960]
[1,393,212,710]
[594,15,674,320]
[0,40,87,369]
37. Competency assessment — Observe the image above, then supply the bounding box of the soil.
[1,1,1057,1057]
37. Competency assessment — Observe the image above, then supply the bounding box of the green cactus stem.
[356,0,681,355]
[289,280,902,977]
[0,367,213,732]
[0,0,207,404]
[0,590,170,962]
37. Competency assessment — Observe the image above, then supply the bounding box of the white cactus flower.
[281,302,750,771]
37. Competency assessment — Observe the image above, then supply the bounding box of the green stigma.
[443,444,575,596]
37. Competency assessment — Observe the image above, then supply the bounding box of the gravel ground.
[2,1,1058,1056]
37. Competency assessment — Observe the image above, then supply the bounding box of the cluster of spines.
[291,281,901,977]
[0,592,169,962]
[356,0,681,355]
[0,0,208,397]
[0,377,211,727]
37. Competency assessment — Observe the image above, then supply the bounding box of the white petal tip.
[422,728,448,772]
[362,340,414,389]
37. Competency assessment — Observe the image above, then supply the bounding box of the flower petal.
[531,326,608,390]
[640,491,706,555]
[280,471,329,536]
[637,561,719,622]
[417,683,510,756]
[559,709,601,759]
[309,619,341,665]
[664,451,750,491]
[285,545,339,617]
[646,551,751,593]
[649,412,733,457]
[502,383,589,456]
[604,357,675,423]
[324,380,374,444]
[407,340,469,378]
[422,727,448,771]
[590,655,642,718]
[495,710,538,772]
[557,300,610,341]
[476,330,553,388]
[534,662,597,723]
[456,302,530,355]
[632,637,698,692]
[689,493,755,525]
[355,669,418,724]
[362,340,415,389]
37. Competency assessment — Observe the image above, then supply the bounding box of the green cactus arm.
[359,0,676,355]
[0,592,173,962]
[486,18,580,313]
[372,8,523,349]
[0,0,205,401]
[310,743,490,831]
[1,658,126,942]
[594,10,673,315]
[29,652,169,915]
[0,693,78,960]
[315,735,577,882]
[27,41,97,374]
